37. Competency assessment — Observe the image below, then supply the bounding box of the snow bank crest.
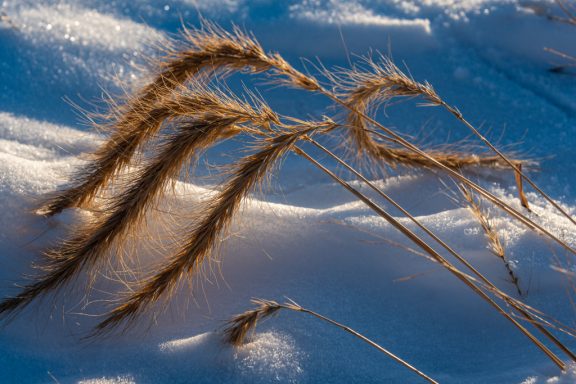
[290,0,431,33]
[159,331,305,382]
[520,363,576,383]
[78,376,135,384]
[17,4,164,50]
[233,332,305,382]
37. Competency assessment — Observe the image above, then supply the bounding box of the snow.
[1,0,576,383]
[520,364,576,384]
[289,1,432,31]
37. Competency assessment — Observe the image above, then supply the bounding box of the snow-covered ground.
[2,0,576,383]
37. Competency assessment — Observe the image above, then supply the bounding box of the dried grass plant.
[459,185,522,296]
[1,21,575,374]
[224,298,439,383]
[545,1,576,73]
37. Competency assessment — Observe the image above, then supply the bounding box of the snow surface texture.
[1,0,576,383]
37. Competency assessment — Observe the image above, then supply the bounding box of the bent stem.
[93,121,337,333]
[251,61,576,258]
[336,55,573,224]
[224,298,439,384]
[439,102,556,216]
[13,24,573,369]
[363,127,576,257]
[295,146,566,371]
[459,185,523,296]
[306,137,576,363]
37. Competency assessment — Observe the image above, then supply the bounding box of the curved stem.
[295,146,566,371]
[306,137,576,363]
[441,101,575,226]
[316,87,575,257]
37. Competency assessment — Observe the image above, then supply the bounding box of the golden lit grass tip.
[3,21,574,373]
[36,21,284,217]
[94,120,336,333]
[37,22,517,218]
[224,298,439,383]
[0,87,279,316]
[336,54,514,169]
[459,185,522,296]
[333,54,576,227]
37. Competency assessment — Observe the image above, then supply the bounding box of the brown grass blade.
[336,54,575,226]
[514,164,530,210]
[0,117,241,316]
[308,138,576,362]
[295,146,566,370]
[224,298,439,384]
[459,185,522,296]
[93,121,336,333]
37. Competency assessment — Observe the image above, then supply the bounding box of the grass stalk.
[38,24,512,218]
[94,121,337,332]
[0,22,570,371]
[338,55,574,225]
[0,85,282,316]
[224,298,439,384]
[459,185,523,296]
[307,137,576,362]
[364,128,576,257]
[295,146,566,370]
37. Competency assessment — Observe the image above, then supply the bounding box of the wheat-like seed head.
[339,55,440,161]
[340,55,442,107]
[35,24,267,217]
[0,86,282,317]
[37,22,515,218]
[459,185,505,259]
[0,119,240,317]
[93,120,336,332]
[459,184,523,295]
[332,55,518,170]
[223,299,286,346]
[9,22,572,368]
[223,298,440,384]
